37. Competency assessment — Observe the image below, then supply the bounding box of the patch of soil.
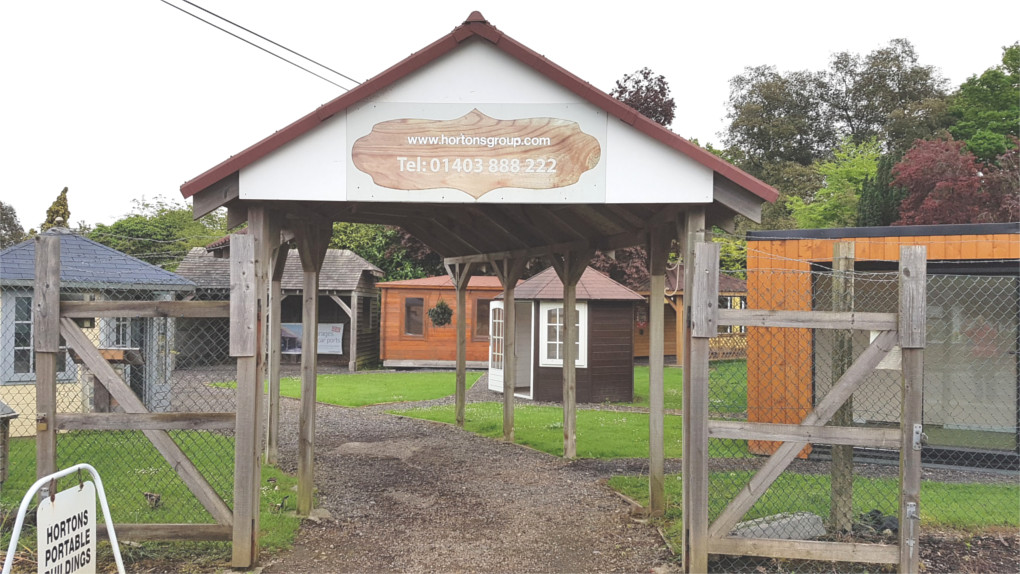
[259,393,673,573]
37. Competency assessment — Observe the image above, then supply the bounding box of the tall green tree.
[330,222,443,281]
[40,187,71,232]
[856,154,904,227]
[949,43,1020,161]
[89,198,228,270]
[817,39,949,154]
[724,65,831,176]
[0,201,26,249]
[787,138,882,228]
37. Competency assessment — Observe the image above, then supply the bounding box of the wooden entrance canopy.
[179,11,777,569]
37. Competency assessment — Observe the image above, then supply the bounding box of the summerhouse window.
[473,298,491,340]
[538,301,587,368]
[2,292,71,383]
[404,297,424,336]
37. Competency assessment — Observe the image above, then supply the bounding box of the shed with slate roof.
[177,244,383,370]
[0,227,195,435]
[492,266,643,402]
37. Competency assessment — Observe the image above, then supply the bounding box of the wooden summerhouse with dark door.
[378,275,507,368]
[745,222,1019,468]
[491,266,643,402]
[176,12,778,567]
[632,267,749,364]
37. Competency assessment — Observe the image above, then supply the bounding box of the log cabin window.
[473,298,491,341]
[539,301,587,368]
[404,297,424,336]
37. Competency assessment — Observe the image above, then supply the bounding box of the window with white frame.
[539,301,587,368]
[2,291,71,383]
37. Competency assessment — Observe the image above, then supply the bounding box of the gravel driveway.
[260,376,673,573]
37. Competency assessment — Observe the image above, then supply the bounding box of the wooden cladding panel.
[380,286,498,363]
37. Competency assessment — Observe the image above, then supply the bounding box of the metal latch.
[911,424,926,450]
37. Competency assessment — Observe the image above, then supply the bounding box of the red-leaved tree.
[893,138,1019,225]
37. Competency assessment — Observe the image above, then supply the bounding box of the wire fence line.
[1,283,236,548]
[705,255,1018,571]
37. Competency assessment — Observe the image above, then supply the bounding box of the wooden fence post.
[294,222,330,517]
[550,249,592,460]
[647,224,671,516]
[831,242,855,533]
[446,262,475,427]
[34,233,60,481]
[681,207,707,573]
[898,246,926,574]
[266,240,289,466]
[493,257,525,443]
[686,240,719,573]
[230,206,272,567]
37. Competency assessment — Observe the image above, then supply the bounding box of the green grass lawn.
[390,402,750,459]
[609,471,1020,544]
[280,370,483,407]
[215,370,484,407]
[630,360,748,414]
[2,434,300,565]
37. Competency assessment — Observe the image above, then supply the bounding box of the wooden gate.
[682,243,927,573]
[33,235,236,543]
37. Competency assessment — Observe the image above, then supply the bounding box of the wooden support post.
[349,293,359,372]
[898,246,926,574]
[230,206,271,567]
[34,233,60,481]
[266,238,289,466]
[550,249,592,460]
[446,262,475,427]
[687,241,719,572]
[831,242,855,533]
[647,225,671,515]
[294,222,330,517]
[681,208,707,573]
[493,257,526,442]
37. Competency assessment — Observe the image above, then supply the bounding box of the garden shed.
[378,274,507,368]
[491,266,643,402]
[745,222,1019,467]
[177,244,382,370]
[632,266,748,364]
[0,227,195,435]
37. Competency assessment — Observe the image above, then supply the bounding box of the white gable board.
[239,40,712,204]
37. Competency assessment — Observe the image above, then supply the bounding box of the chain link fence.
[1,279,236,554]
[704,239,1019,572]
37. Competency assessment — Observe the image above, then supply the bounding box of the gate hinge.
[911,424,926,450]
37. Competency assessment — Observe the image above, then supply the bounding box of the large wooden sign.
[349,107,603,200]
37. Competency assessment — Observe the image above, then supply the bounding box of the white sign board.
[37,481,96,574]
[281,323,345,355]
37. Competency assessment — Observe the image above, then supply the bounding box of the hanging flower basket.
[427,300,453,327]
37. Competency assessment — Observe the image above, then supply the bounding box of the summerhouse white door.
[488,301,505,391]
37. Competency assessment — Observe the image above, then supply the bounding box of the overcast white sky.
[1,1,1017,229]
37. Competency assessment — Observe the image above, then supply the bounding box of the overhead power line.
[160,0,360,90]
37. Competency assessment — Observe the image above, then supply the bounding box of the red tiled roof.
[502,266,644,301]
[180,12,778,204]
[378,275,506,290]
